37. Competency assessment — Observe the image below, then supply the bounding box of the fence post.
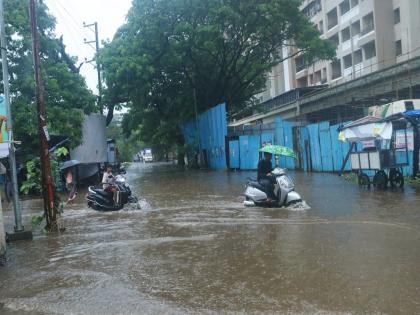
[0,198,5,265]
[339,142,356,176]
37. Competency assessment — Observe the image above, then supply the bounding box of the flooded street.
[1,162,420,314]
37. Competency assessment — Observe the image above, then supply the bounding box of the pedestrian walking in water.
[65,168,77,202]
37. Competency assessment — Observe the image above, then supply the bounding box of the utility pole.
[29,0,58,232]
[84,22,102,114]
[0,0,32,241]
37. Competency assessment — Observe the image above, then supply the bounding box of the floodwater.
[1,163,420,315]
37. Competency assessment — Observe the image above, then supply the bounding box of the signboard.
[395,129,414,151]
[362,140,375,149]
[0,96,9,158]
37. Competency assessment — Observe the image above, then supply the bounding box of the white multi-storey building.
[256,0,420,103]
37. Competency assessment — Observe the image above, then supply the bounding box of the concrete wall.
[373,0,395,68]
[70,114,107,164]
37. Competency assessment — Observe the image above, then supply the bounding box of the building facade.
[255,0,420,103]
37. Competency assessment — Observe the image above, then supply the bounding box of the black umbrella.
[60,160,81,171]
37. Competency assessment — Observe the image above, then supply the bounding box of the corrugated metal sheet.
[229,140,240,169]
[239,135,260,170]
[319,121,334,171]
[71,114,107,164]
[183,103,227,169]
[275,118,295,169]
[298,126,310,171]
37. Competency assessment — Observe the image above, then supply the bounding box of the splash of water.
[285,200,311,211]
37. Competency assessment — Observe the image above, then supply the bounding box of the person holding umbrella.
[258,145,297,201]
[257,152,276,201]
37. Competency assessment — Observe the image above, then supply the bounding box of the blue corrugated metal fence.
[184,106,415,175]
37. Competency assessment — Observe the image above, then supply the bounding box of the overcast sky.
[44,0,133,94]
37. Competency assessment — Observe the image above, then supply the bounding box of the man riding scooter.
[257,152,276,201]
[102,165,119,204]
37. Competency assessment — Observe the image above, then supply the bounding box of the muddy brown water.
[1,162,420,314]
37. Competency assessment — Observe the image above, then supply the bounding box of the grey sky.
[44,0,133,94]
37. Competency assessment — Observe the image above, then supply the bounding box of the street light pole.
[0,0,25,232]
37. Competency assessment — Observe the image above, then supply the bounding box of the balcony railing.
[361,22,374,35]
[296,63,307,73]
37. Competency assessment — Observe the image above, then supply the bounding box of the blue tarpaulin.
[403,110,420,118]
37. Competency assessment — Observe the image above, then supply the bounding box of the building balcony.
[296,68,308,79]
[340,36,360,53]
[340,5,359,24]
[361,23,374,36]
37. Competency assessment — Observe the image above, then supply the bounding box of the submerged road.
[1,162,420,314]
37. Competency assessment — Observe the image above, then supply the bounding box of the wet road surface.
[1,162,420,314]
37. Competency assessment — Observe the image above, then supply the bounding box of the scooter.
[86,174,138,211]
[244,167,302,207]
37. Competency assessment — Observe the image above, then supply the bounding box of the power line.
[46,0,93,58]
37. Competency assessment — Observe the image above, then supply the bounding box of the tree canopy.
[99,0,335,153]
[2,0,96,158]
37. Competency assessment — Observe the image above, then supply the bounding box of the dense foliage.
[100,0,335,154]
[2,0,96,158]
[106,117,144,162]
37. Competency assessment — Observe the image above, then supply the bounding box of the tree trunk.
[106,104,115,126]
[177,134,185,166]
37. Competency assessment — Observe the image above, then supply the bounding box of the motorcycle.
[86,174,138,211]
[244,167,302,207]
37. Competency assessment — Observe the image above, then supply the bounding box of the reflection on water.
[1,162,420,314]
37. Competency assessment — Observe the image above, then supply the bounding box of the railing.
[327,21,338,30]
[361,22,374,36]
[296,62,308,73]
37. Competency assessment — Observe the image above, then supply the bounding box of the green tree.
[107,118,145,162]
[2,0,96,158]
[100,0,335,156]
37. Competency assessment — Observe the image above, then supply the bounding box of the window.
[322,68,327,83]
[343,54,352,69]
[331,60,342,79]
[396,40,402,56]
[319,20,324,34]
[350,0,359,8]
[341,27,351,42]
[361,12,374,35]
[351,20,361,36]
[329,33,339,47]
[363,41,376,59]
[295,56,307,73]
[297,77,308,88]
[327,8,338,29]
[302,0,322,19]
[314,70,322,83]
[394,8,400,24]
[354,49,363,64]
[339,0,350,15]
